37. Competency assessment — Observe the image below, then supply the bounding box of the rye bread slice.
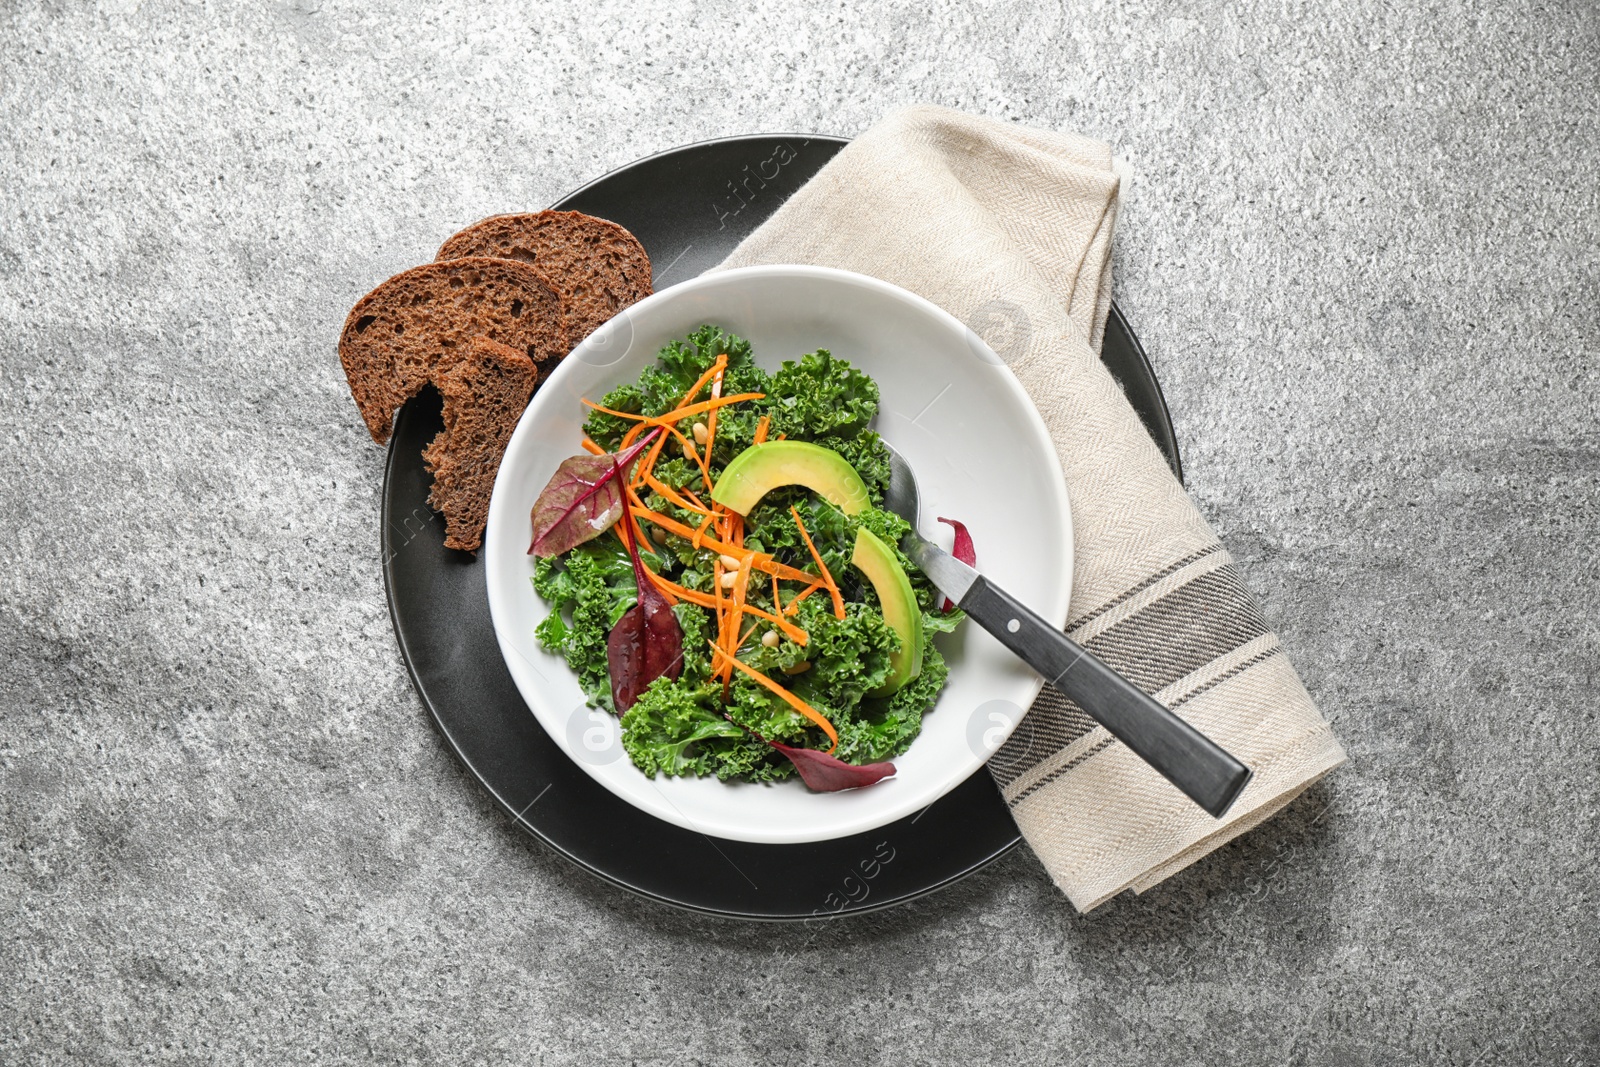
[422,337,540,552]
[436,211,652,350]
[338,257,564,444]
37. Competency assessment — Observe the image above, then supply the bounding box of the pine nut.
[720,570,738,589]
[651,528,667,544]
[692,421,709,445]
[682,439,697,462]
[719,554,741,570]
[761,630,780,648]
[782,661,811,675]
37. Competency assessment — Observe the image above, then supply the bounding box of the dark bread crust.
[423,337,539,552]
[436,211,652,350]
[338,257,564,444]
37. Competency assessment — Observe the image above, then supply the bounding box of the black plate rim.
[1106,302,1181,483]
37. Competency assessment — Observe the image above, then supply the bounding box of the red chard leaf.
[936,516,976,612]
[528,430,661,557]
[606,465,683,712]
[768,741,897,792]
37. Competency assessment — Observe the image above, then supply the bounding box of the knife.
[905,534,1253,819]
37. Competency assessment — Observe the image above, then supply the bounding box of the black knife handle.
[959,576,1252,818]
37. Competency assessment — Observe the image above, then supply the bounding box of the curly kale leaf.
[576,386,637,452]
[722,674,821,745]
[709,736,796,782]
[922,606,968,634]
[648,456,703,500]
[832,641,950,764]
[653,325,767,409]
[531,539,669,711]
[790,599,900,710]
[765,349,879,441]
[850,505,911,561]
[672,601,713,685]
[761,350,876,441]
[727,597,900,745]
[821,430,891,505]
[620,676,792,781]
[740,496,854,576]
[583,325,772,450]
[532,550,615,710]
[620,679,745,777]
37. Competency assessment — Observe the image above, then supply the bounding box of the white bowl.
[484,265,1072,844]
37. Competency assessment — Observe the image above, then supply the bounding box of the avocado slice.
[712,441,922,694]
[850,527,924,695]
[711,440,873,517]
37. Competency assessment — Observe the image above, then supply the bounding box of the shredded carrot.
[690,510,716,549]
[626,485,823,586]
[581,381,852,702]
[713,510,735,679]
[736,601,800,643]
[737,560,807,644]
[757,557,829,584]
[676,353,728,409]
[712,555,728,653]
[581,392,764,428]
[628,565,804,643]
[759,609,807,643]
[791,506,846,620]
[588,393,759,494]
[722,553,755,680]
[611,493,808,640]
[643,472,710,516]
[711,644,838,753]
[598,360,734,443]
[784,582,823,616]
[631,431,668,488]
[641,419,712,492]
[734,619,760,653]
[704,360,725,471]
[645,574,715,608]
[691,445,715,495]
[736,601,805,642]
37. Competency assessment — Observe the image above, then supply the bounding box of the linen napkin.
[715,106,1346,911]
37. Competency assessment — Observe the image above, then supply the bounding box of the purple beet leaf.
[528,429,661,557]
[768,741,897,792]
[606,466,683,712]
[935,516,976,612]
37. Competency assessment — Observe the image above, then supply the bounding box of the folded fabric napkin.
[715,106,1346,911]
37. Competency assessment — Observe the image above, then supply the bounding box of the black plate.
[382,135,1182,920]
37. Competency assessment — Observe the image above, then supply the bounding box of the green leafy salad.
[527,326,965,790]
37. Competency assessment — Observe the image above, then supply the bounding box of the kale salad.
[527,326,966,790]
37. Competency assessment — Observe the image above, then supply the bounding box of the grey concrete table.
[3,2,1596,1063]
